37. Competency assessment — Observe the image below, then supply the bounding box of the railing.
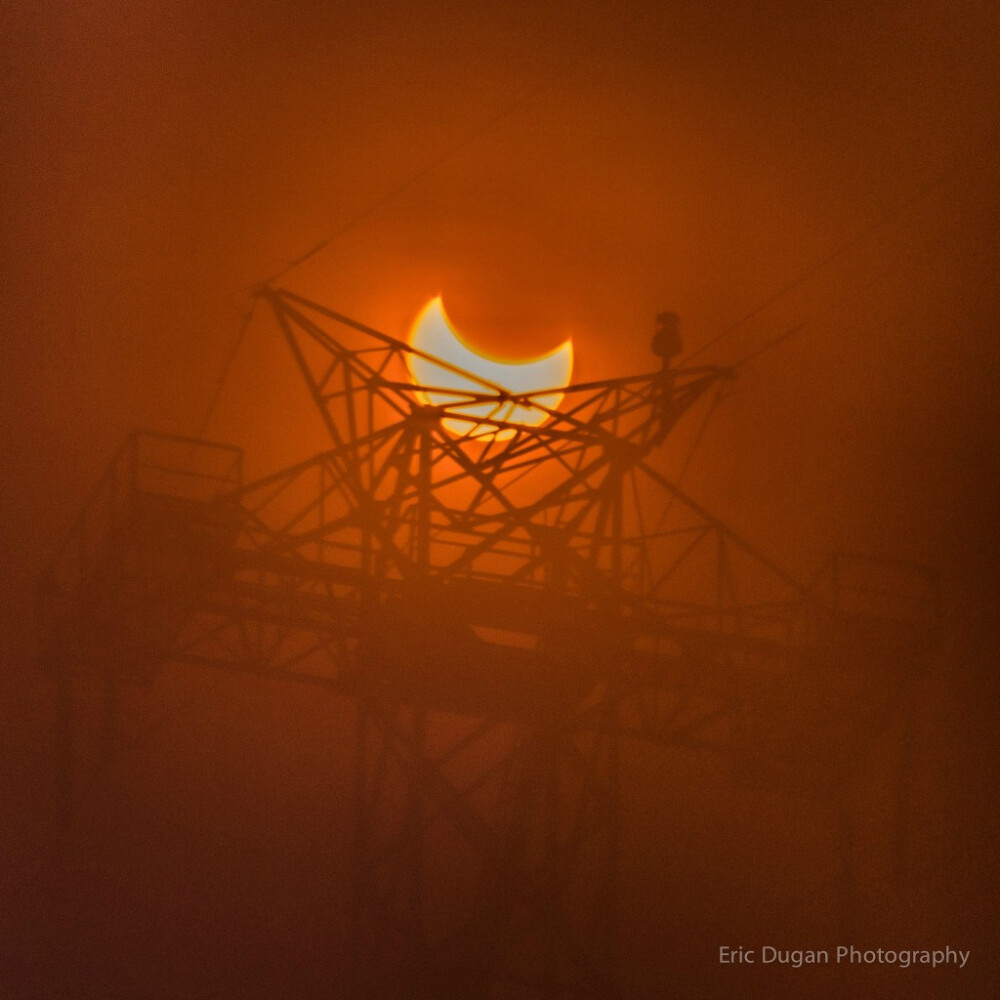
[41,431,243,597]
[807,551,941,650]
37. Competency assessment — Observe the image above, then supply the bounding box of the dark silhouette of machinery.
[652,310,684,429]
[39,287,939,998]
[652,311,682,363]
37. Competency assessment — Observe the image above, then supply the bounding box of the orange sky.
[2,0,997,592]
[1,1,998,995]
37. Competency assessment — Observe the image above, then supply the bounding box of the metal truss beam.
[39,293,939,999]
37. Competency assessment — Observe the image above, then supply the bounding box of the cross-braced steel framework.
[40,286,939,999]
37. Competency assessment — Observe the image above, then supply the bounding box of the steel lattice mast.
[40,286,938,999]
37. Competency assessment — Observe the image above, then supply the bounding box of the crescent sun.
[405,297,574,438]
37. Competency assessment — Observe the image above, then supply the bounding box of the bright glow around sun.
[405,298,573,438]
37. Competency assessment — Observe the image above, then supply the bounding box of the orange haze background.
[2,1,998,997]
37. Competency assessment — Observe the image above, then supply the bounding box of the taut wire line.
[196,51,591,438]
[260,53,590,287]
[192,300,258,443]
[682,130,998,366]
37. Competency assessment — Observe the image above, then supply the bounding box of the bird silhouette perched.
[652,312,682,429]
[652,311,682,363]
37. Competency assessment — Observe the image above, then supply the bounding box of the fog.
[2,1,997,996]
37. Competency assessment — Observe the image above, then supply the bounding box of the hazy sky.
[2,3,998,993]
[3,0,997,595]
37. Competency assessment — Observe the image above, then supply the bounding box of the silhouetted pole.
[651,311,682,434]
[55,666,74,835]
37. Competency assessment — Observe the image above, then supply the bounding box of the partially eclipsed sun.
[405,298,573,439]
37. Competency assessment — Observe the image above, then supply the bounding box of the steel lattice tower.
[40,286,939,999]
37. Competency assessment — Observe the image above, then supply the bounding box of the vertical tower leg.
[55,667,74,836]
[893,682,916,887]
[836,789,855,942]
